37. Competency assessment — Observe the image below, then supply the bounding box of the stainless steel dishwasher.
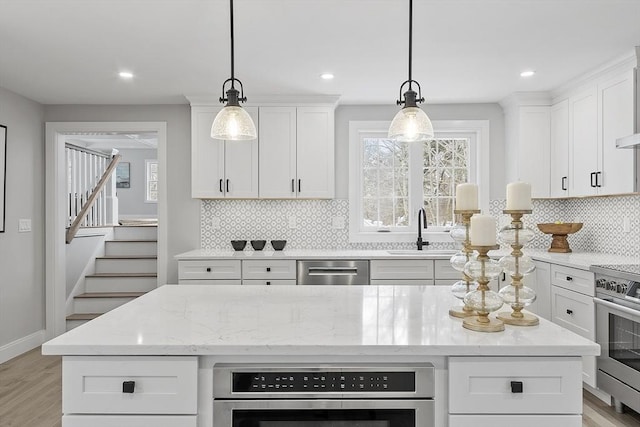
[297,260,369,285]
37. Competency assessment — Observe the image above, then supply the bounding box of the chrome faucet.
[417,208,429,250]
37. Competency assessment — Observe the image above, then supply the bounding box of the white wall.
[334,103,506,200]
[0,87,45,361]
[116,148,157,218]
[44,105,198,284]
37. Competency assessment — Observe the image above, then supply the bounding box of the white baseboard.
[584,382,612,405]
[0,330,46,364]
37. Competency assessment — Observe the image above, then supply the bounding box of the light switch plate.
[18,219,32,233]
[332,216,345,229]
[211,217,221,230]
[288,215,298,229]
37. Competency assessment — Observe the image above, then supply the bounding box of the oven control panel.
[596,276,640,299]
[233,371,415,393]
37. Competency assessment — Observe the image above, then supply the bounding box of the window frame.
[348,120,490,243]
[145,159,158,203]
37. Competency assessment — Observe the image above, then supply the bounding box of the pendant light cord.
[229,0,235,88]
[408,0,413,91]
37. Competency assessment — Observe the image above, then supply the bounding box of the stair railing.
[66,146,122,244]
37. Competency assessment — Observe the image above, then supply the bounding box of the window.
[145,159,158,203]
[349,120,489,243]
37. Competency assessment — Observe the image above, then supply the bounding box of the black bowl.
[250,240,266,251]
[231,240,247,251]
[271,240,287,251]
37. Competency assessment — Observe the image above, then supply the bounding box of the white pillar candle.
[455,183,478,210]
[470,214,496,246]
[506,181,532,210]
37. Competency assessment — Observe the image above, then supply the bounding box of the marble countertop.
[175,248,639,270]
[42,285,599,357]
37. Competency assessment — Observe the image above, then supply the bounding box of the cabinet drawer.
[370,260,433,280]
[63,356,197,414]
[550,264,594,296]
[242,279,297,286]
[449,357,582,414]
[62,415,197,427]
[551,286,594,339]
[178,260,241,280]
[178,279,241,285]
[371,279,433,286]
[449,415,581,427]
[434,259,460,280]
[242,260,296,280]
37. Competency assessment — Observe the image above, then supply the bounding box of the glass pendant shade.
[211,106,257,141]
[388,106,434,142]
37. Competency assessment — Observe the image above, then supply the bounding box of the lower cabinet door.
[62,415,197,427]
[449,414,581,427]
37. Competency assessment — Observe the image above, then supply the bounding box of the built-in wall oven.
[212,363,435,427]
[592,264,640,413]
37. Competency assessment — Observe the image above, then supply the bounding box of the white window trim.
[145,159,158,203]
[348,119,490,243]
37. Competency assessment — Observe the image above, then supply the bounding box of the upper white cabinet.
[501,95,551,198]
[259,106,335,199]
[191,106,259,199]
[568,86,599,196]
[550,100,569,198]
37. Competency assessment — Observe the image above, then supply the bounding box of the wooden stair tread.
[86,272,157,278]
[96,255,157,259]
[75,292,146,298]
[66,313,102,321]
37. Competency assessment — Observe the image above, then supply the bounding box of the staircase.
[66,225,158,330]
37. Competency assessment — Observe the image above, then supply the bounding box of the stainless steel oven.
[212,363,435,427]
[592,264,640,413]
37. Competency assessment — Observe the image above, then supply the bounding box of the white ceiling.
[1,0,639,106]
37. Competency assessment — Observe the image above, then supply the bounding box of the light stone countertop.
[175,248,639,270]
[42,285,599,357]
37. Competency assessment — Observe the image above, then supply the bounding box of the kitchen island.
[43,285,599,427]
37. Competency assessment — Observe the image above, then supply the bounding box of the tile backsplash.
[202,195,640,257]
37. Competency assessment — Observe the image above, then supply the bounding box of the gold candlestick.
[449,209,481,318]
[463,245,505,332]
[497,210,539,326]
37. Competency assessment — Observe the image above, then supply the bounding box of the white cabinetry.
[550,100,570,197]
[178,260,242,285]
[370,259,433,285]
[566,69,635,196]
[525,261,551,320]
[191,106,259,198]
[259,106,335,199]
[549,264,596,387]
[242,259,296,286]
[501,95,551,198]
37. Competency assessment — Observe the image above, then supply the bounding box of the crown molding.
[499,92,552,111]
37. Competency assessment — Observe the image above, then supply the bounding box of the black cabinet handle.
[566,276,573,281]
[298,179,301,193]
[206,267,211,272]
[291,179,295,193]
[566,309,573,315]
[510,381,523,394]
[219,179,223,193]
[226,179,230,192]
[590,172,596,188]
[266,281,271,286]
[122,381,135,393]
[266,267,271,272]
[561,176,567,191]
[596,171,602,187]
[501,272,506,282]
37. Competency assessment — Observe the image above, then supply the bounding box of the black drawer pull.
[219,179,223,193]
[595,171,602,187]
[566,309,573,315]
[206,267,212,272]
[122,381,135,393]
[266,267,271,272]
[291,179,295,193]
[298,179,301,193]
[590,172,596,188]
[266,281,271,286]
[566,276,573,281]
[226,179,230,193]
[561,176,567,191]
[510,381,523,394]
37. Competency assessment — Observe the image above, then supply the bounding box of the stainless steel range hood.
[616,46,640,149]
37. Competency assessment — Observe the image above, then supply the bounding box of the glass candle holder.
[449,209,480,318]
[462,245,505,332]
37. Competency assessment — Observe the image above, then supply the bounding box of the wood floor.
[2,347,640,427]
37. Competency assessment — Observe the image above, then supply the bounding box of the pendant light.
[388,0,434,142]
[211,0,257,141]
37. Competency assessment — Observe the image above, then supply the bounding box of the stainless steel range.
[591,264,640,413]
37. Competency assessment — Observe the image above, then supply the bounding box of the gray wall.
[0,87,45,352]
[334,104,506,200]
[44,105,199,284]
[116,148,158,218]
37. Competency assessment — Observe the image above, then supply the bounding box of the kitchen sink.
[386,249,457,256]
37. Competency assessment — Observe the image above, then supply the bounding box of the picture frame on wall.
[116,162,130,189]
[0,125,6,233]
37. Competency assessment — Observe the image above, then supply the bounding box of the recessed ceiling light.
[520,70,536,78]
[320,73,334,80]
[119,71,134,79]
